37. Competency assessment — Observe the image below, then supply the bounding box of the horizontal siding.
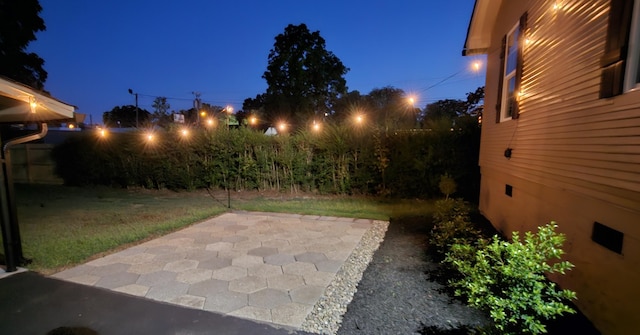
[480,0,640,212]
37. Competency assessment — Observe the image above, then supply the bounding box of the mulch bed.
[337,216,601,335]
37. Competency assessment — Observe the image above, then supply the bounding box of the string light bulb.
[29,97,37,113]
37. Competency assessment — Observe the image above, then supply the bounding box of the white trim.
[500,22,520,122]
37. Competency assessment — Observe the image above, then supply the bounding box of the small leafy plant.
[438,173,457,199]
[445,222,577,334]
[430,198,481,258]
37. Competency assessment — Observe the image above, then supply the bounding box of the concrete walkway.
[52,211,374,331]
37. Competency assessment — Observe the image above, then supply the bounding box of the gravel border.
[301,219,390,335]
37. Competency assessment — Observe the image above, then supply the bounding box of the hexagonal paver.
[88,263,130,277]
[295,252,327,264]
[267,274,305,291]
[290,285,325,305]
[145,282,189,301]
[233,239,262,251]
[247,247,278,257]
[222,235,248,243]
[315,259,343,273]
[95,271,140,289]
[211,266,247,281]
[248,288,291,309]
[264,253,296,266]
[261,239,290,249]
[228,306,272,323]
[231,255,264,268]
[203,290,248,314]
[197,257,232,271]
[303,271,335,287]
[169,294,206,309]
[271,302,312,327]
[164,259,199,272]
[229,275,267,294]
[247,263,283,278]
[120,252,156,265]
[224,225,249,232]
[282,262,317,276]
[188,278,229,297]
[176,268,213,284]
[136,271,177,287]
[205,242,233,252]
[127,262,165,275]
[113,284,149,297]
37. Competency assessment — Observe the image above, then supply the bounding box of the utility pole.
[192,91,201,125]
[128,88,139,128]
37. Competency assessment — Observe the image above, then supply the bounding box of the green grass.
[6,184,434,274]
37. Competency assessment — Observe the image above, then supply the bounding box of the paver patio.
[52,211,377,330]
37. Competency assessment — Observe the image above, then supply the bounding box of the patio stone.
[89,263,129,277]
[203,290,247,314]
[229,275,267,294]
[205,241,233,252]
[231,255,264,268]
[136,271,177,287]
[247,263,283,278]
[175,268,213,284]
[197,257,232,270]
[315,259,343,273]
[248,288,291,309]
[164,259,199,272]
[282,262,317,276]
[113,284,149,297]
[290,285,326,305]
[145,282,189,301]
[247,247,278,257]
[211,266,247,281]
[264,253,296,266]
[95,271,139,289]
[266,274,305,291]
[228,306,273,323]
[271,302,313,328]
[188,278,229,297]
[295,252,328,264]
[169,294,206,309]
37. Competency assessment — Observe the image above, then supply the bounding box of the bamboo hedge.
[52,119,480,200]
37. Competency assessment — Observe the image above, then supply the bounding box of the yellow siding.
[478,0,640,334]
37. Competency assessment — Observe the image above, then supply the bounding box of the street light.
[128,88,139,128]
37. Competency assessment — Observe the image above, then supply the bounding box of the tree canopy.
[262,23,349,127]
[0,0,48,89]
[103,105,151,128]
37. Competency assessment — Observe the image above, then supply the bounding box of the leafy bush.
[439,173,457,199]
[445,222,577,334]
[429,198,481,258]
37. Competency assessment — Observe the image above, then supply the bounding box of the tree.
[0,0,47,89]
[420,86,485,128]
[366,87,415,131]
[262,23,349,127]
[103,105,150,128]
[150,96,172,127]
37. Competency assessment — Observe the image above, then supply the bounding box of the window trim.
[496,13,526,123]
[500,22,520,122]
[624,0,640,91]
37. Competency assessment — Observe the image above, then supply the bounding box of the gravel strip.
[301,219,389,335]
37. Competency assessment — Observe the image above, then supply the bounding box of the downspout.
[0,123,48,271]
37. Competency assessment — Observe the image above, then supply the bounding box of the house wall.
[478,0,640,334]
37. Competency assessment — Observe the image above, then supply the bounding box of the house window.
[496,13,527,123]
[624,0,640,91]
[502,24,520,121]
[600,0,636,97]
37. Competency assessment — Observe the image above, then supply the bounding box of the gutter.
[0,123,48,272]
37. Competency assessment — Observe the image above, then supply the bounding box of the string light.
[29,97,37,113]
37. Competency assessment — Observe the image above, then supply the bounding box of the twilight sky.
[30,0,485,125]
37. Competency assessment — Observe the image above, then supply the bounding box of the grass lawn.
[6,184,434,274]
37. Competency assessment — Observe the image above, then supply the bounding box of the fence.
[10,143,62,184]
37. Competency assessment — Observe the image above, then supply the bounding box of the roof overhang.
[0,76,75,124]
[463,0,503,56]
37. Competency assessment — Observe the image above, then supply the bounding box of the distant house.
[463,1,639,334]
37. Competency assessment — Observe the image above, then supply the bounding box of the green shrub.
[445,222,577,334]
[429,198,481,258]
[439,173,457,199]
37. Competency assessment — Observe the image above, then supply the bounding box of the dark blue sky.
[30,0,485,124]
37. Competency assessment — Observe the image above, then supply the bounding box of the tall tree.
[262,23,349,127]
[0,0,47,89]
[151,96,172,128]
[103,105,150,128]
[366,87,415,131]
